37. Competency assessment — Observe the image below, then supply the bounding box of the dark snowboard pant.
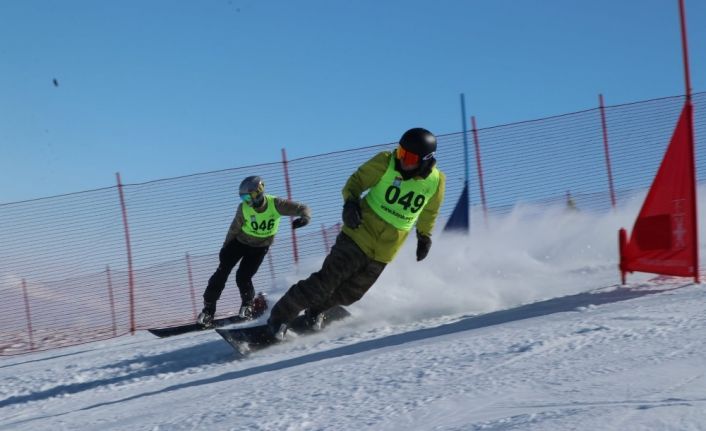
[269,232,386,326]
[202,239,269,310]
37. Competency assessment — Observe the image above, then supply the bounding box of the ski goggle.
[239,191,261,203]
[396,145,435,166]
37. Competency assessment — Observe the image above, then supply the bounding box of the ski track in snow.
[1,282,706,430]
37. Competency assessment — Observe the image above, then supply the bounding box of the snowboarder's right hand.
[342,200,362,229]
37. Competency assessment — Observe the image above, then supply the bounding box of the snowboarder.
[265,127,446,339]
[197,176,311,327]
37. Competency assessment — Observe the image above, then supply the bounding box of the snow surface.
[2,190,706,430]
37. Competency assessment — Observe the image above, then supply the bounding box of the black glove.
[416,232,432,261]
[342,200,362,229]
[292,217,309,229]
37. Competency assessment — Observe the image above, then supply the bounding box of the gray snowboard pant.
[269,232,386,326]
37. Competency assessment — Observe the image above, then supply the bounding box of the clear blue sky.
[1,0,705,204]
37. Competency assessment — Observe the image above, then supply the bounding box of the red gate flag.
[619,102,699,283]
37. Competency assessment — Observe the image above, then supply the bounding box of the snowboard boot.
[197,302,216,327]
[266,318,288,342]
[238,303,254,319]
[303,308,326,331]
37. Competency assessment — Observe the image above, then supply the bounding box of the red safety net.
[2,92,706,355]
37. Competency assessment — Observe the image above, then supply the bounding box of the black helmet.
[399,127,437,157]
[239,175,265,207]
[396,127,437,179]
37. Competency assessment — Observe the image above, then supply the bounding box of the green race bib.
[365,156,439,231]
[241,195,282,238]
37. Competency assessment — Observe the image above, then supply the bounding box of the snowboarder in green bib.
[266,127,446,338]
[197,176,311,327]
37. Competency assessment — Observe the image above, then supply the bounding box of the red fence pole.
[322,224,331,253]
[686,102,699,285]
[281,148,299,263]
[678,0,699,284]
[21,279,34,350]
[116,172,136,334]
[267,252,276,287]
[106,266,117,337]
[678,0,692,102]
[471,116,489,226]
[599,94,617,209]
[186,253,197,320]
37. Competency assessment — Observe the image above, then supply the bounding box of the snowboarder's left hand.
[416,232,432,261]
[292,217,310,229]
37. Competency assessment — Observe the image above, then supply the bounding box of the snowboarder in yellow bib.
[197,176,311,327]
[266,128,446,338]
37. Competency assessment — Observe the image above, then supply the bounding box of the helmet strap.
[418,158,436,179]
[252,195,266,209]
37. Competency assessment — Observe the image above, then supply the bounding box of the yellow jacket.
[341,151,445,263]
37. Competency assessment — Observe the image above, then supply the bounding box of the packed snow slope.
[1,189,706,431]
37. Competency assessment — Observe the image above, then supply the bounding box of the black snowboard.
[149,293,269,338]
[148,315,247,338]
[215,305,351,355]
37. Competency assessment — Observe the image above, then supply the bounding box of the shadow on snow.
[3,282,690,424]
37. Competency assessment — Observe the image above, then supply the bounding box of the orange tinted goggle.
[397,145,420,165]
[397,145,435,165]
